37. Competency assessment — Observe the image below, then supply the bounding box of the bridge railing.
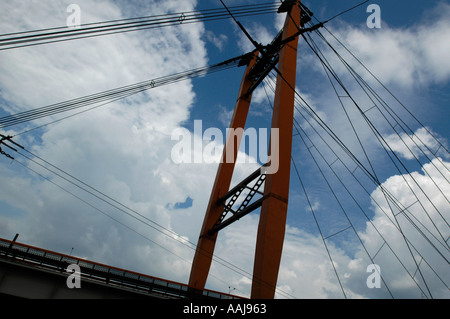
[0,237,243,299]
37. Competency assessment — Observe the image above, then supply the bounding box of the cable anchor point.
[0,134,24,160]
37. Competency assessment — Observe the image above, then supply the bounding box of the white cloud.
[217,104,234,127]
[205,30,228,51]
[290,4,450,182]
[384,127,449,161]
[0,0,267,290]
[270,158,449,299]
[333,2,450,87]
[357,158,450,298]
[0,0,210,281]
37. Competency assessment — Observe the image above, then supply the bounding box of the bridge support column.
[189,0,303,299]
[251,1,301,299]
[188,52,259,291]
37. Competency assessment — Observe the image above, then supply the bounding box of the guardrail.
[0,237,242,299]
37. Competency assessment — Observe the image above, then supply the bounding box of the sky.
[0,0,449,299]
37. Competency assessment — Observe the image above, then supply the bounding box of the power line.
[296,31,450,255]
[1,0,448,298]
[0,53,250,131]
[302,29,450,243]
[321,0,370,24]
[309,13,450,158]
[265,64,448,297]
[0,3,278,50]
[3,141,296,299]
[259,13,449,294]
[10,154,252,297]
[264,76,431,298]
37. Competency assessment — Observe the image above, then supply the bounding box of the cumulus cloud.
[205,30,228,51]
[384,127,449,161]
[357,158,450,298]
[236,20,279,53]
[335,2,450,87]
[203,155,449,299]
[266,158,449,299]
[0,0,211,281]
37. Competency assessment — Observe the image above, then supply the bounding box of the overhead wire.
[250,1,449,296]
[262,1,448,297]
[268,72,448,297]
[0,3,279,51]
[266,69,449,262]
[265,66,448,298]
[264,22,449,297]
[301,31,449,296]
[10,152,251,297]
[264,75,429,298]
[2,107,298,298]
[311,29,450,193]
[329,34,450,159]
[261,79,348,298]
[8,145,297,298]
[302,28,450,247]
[303,29,450,234]
[0,2,298,297]
[320,0,370,24]
[0,53,248,131]
[314,23,448,235]
[309,7,450,169]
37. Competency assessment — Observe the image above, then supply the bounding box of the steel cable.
[0,3,278,50]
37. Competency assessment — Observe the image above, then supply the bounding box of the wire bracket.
[243,2,318,97]
[0,134,23,160]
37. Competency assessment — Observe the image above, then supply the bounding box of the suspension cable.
[302,30,450,242]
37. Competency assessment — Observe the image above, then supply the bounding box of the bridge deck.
[0,237,242,299]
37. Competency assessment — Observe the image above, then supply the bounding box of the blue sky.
[0,0,449,299]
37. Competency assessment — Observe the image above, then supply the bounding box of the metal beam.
[251,0,302,299]
[207,165,266,236]
[209,197,264,235]
[188,51,259,292]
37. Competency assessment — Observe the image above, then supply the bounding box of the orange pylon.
[188,51,259,291]
[251,1,302,299]
[189,1,302,299]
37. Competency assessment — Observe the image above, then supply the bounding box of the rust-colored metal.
[251,1,302,299]
[188,51,259,291]
[189,1,302,298]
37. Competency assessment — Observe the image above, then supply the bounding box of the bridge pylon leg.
[188,51,259,292]
[251,2,302,299]
[189,0,302,299]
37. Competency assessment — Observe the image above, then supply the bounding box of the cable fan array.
[258,13,449,298]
